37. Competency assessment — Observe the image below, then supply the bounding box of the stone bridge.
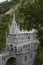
[0,52,17,65]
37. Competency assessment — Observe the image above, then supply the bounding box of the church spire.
[9,13,20,34]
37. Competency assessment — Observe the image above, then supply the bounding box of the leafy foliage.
[34,45,43,65]
[0,0,19,14]
[0,0,19,49]
[16,0,43,44]
[15,0,43,65]
[0,14,13,49]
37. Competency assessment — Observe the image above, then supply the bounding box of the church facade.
[0,14,39,65]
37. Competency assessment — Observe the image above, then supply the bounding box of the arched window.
[28,37,30,39]
[31,54,32,58]
[21,47,22,51]
[25,56,27,61]
[10,44,13,47]
[15,47,17,52]
[10,44,13,51]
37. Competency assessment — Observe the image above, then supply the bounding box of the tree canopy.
[15,0,43,65]
[16,0,43,45]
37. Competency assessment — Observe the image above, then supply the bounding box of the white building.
[0,14,39,65]
[6,14,39,65]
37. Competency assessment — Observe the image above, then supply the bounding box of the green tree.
[16,0,43,45]
[16,0,43,65]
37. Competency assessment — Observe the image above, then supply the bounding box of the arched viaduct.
[2,52,17,65]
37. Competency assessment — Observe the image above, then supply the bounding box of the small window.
[15,47,17,52]
[21,47,22,51]
[28,37,30,39]
[11,48,14,51]
[25,56,27,61]
[31,42,33,44]
[10,44,13,51]
[23,45,25,48]
[7,45,9,50]
[31,54,32,58]
[10,44,13,47]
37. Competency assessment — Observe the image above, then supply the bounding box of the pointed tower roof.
[9,14,20,34]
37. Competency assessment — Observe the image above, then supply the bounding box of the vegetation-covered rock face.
[0,14,13,49]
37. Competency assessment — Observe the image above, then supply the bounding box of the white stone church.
[0,14,39,65]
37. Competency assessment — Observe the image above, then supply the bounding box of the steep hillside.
[0,13,13,49]
[0,0,19,14]
[15,0,43,65]
[0,0,19,49]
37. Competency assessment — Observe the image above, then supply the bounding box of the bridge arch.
[5,57,16,65]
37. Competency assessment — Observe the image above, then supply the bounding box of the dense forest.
[0,0,43,65]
